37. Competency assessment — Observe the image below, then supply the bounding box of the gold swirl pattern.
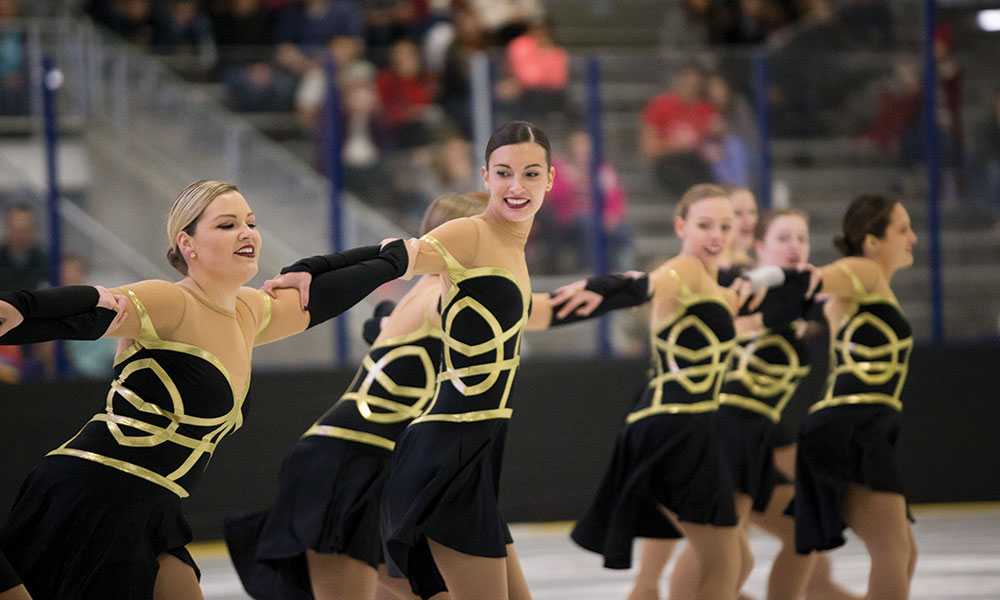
[810,306,911,413]
[628,292,734,424]
[719,331,810,422]
[46,288,247,498]
[410,235,527,425]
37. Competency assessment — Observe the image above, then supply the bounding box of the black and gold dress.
[380,236,529,596]
[793,263,913,553]
[224,320,442,598]
[717,272,813,511]
[571,268,737,569]
[0,242,407,600]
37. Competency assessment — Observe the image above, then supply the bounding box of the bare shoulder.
[422,217,479,265]
[113,279,185,304]
[826,256,888,295]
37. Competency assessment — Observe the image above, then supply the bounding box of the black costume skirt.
[225,437,392,599]
[792,404,906,553]
[717,405,781,512]
[0,456,198,600]
[0,550,20,593]
[381,419,512,598]
[570,411,738,569]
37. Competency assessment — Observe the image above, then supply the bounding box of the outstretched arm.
[0,286,128,344]
[255,240,412,344]
[529,272,651,331]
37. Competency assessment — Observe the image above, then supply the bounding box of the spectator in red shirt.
[375,37,437,149]
[640,63,717,198]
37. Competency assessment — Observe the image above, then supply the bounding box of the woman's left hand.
[0,299,25,337]
[102,294,130,337]
[261,272,313,310]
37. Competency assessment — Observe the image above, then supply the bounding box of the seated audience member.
[375,38,437,150]
[495,17,569,123]
[0,0,28,115]
[640,64,717,198]
[467,0,542,45]
[60,254,118,380]
[969,90,1000,223]
[540,129,632,273]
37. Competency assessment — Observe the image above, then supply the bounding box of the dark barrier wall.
[2,343,998,540]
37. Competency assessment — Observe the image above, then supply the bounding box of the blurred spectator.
[860,24,963,174]
[467,0,542,46]
[375,38,436,149]
[60,254,117,380]
[0,203,52,381]
[295,34,370,127]
[0,203,48,292]
[838,0,894,49]
[703,73,754,186]
[150,0,216,69]
[702,115,751,187]
[421,131,477,201]
[640,64,717,198]
[969,90,1000,224]
[0,0,28,115]
[495,17,569,124]
[766,0,843,137]
[361,0,422,67]
[859,57,921,159]
[84,0,156,46]
[269,0,365,109]
[0,344,23,383]
[434,5,486,136]
[539,129,632,273]
[211,0,294,111]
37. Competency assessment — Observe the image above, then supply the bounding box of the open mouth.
[505,197,530,210]
[235,245,256,258]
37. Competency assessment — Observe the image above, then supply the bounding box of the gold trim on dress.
[46,447,190,497]
[253,293,273,343]
[414,235,529,419]
[718,331,810,421]
[412,407,513,424]
[630,268,734,424]
[302,424,396,451]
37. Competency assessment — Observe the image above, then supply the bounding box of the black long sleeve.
[0,286,100,320]
[280,245,382,275]
[743,270,820,330]
[296,240,409,329]
[549,274,651,328]
[0,308,117,345]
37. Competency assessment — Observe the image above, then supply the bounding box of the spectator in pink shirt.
[640,63,717,198]
[495,18,569,123]
[536,129,632,273]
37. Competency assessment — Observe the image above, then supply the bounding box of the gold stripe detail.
[626,400,718,423]
[302,425,396,451]
[412,407,513,424]
[717,394,781,422]
[371,319,441,349]
[46,447,190,497]
[253,293,273,343]
[809,393,903,413]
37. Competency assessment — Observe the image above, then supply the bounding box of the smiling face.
[866,202,916,273]
[177,191,261,285]
[755,213,809,268]
[481,141,554,223]
[675,195,734,268]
